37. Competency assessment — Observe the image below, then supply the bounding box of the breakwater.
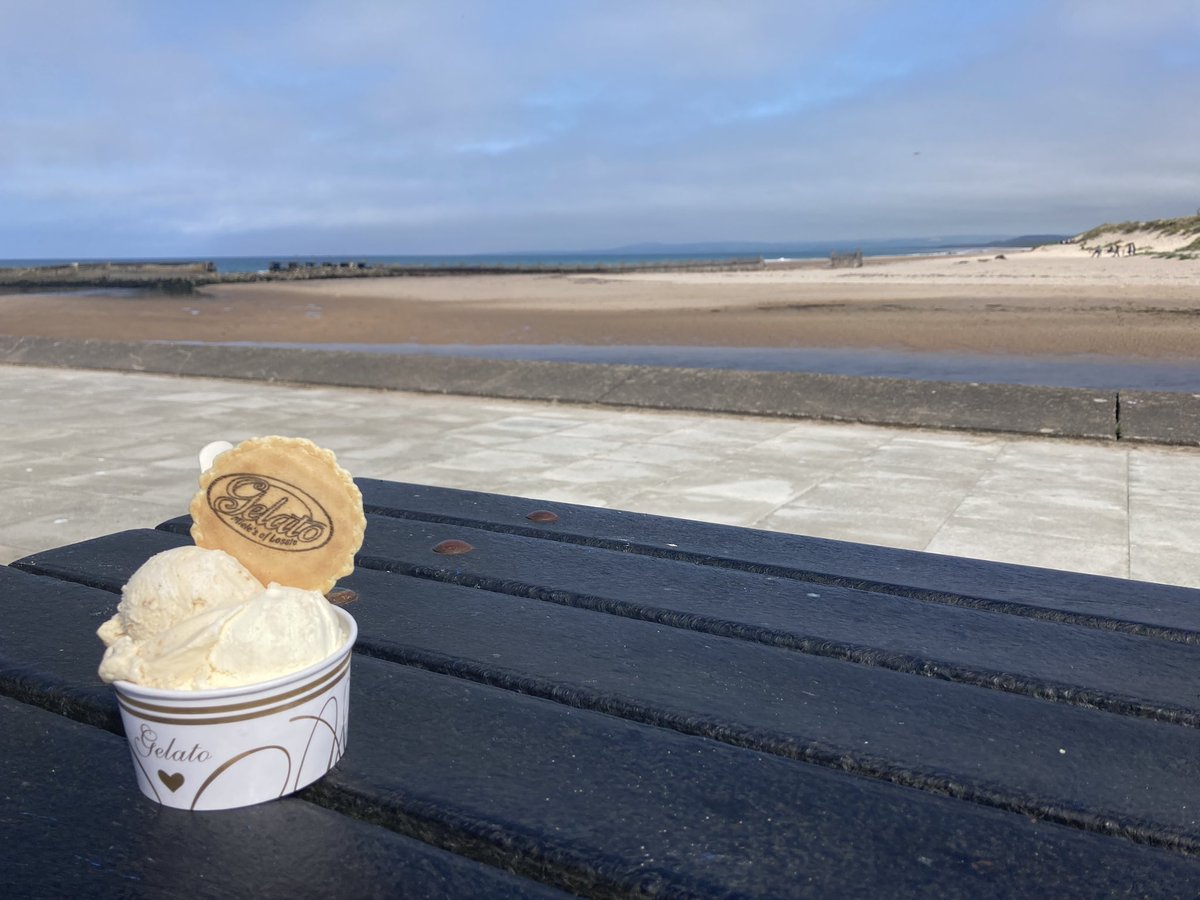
[0,261,215,292]
[0,256,767,292]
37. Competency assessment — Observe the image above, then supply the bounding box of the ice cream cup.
[111,607,357,811]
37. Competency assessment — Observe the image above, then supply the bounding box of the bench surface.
[3,478,1200,897]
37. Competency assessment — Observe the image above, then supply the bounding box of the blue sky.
[2,0,1198,257]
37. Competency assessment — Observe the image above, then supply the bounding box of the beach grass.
[1078,215,1200,242]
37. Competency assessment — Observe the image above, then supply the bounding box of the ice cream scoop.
[98,548,345,689]
[202,583,345,688]
[98,545,263,645]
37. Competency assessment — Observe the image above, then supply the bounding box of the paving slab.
[1120,391,1200,445]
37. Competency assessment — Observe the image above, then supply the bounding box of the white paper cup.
[112,607,357,811]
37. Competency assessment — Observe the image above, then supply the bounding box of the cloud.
[0,0,1197,255]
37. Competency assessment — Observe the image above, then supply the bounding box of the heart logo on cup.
[158,771,186,793]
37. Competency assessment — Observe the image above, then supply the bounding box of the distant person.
[1126,242,1136,255]
[1091,246,1102,258]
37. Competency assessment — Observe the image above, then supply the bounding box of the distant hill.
[978,234,1072,248]
[602,234,1071,256]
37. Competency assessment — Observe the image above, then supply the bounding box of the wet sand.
[2,249,1199,359]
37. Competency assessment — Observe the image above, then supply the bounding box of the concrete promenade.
[2,363,1199,588]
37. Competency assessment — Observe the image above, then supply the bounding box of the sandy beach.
[2,246,1199,359]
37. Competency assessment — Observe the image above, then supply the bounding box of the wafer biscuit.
[190,436,365,593]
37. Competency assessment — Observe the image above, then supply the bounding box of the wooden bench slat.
[355,479,1200,635]
[8,548,1200,855]
[0,695,569,898]
[0,566,123,731]
[13,527,189,594]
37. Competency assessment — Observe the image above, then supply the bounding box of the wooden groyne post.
[829,249,863,268]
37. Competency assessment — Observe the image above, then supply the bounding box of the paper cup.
[112,607,356,811]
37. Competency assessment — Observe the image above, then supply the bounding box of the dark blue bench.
[4,479,1200,896]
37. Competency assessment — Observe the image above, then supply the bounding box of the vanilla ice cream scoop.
[204,584,344,688]
[97,547,344,689]
[98,545,263,645]
[100,582,345,689]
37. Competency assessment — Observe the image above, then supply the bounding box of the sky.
[2,0,1198,258]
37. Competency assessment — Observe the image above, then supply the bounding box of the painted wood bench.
[3,478,1200,896]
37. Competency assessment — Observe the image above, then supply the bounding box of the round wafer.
[189,436,365,594]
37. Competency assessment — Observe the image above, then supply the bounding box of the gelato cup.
[111,607,356,810]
